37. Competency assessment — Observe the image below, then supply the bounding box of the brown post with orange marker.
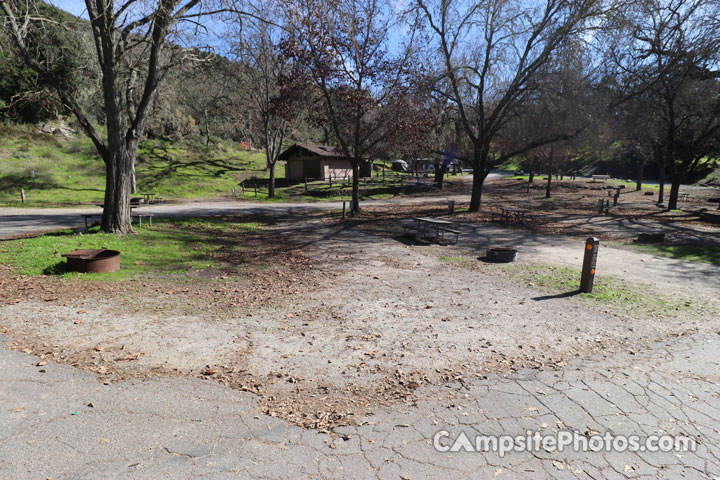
[580,237,599,293]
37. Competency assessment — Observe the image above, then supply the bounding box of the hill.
[0,123,274,207]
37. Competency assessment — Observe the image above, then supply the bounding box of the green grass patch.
[509,263,694,316]
[438,255,465,263]
[628,244,720,266]
[497,157,524,171]
[0,217,264,280]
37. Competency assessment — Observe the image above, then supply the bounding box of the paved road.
[2,332,719,479]
[0,193,485,240]
[0,173,479,239]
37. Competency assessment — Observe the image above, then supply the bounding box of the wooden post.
[580,238,600,293]
[329,174,332,187]
[20,189,26,204]
[342,201,346,219]
[304,177,308,193]
[254,183,257,197]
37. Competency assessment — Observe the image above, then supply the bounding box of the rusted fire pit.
[486,247,518,263]
[62,249,121,273]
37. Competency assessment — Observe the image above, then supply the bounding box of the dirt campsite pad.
[1,202,719,432]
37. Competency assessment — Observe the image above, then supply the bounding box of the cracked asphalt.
[2,331,719,479]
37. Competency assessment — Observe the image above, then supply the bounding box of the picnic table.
[404,217,462,244]
[139,193,156,204]
[85,203,152,229]
[493,207,529,225]
[95,202,140,209]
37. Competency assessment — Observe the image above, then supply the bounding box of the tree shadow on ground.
[532,290,582,301]
[43,261,66,275]
[0,171,59,191]
[138,149,260,188]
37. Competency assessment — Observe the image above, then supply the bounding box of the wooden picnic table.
[139,193,156,203]
[495,207,528,224]
[95,203,139,209]
[406,217,461,244]
[87,204,152,229]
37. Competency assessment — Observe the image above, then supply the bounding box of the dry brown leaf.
[117,353,142,361]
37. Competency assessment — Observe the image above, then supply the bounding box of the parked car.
[391,160,411,172]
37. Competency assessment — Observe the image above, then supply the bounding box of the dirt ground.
[464,177,720,239]
[2,187,719,432]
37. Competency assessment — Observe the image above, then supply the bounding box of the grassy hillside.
[0,123,274,207]
[699,166,720,186]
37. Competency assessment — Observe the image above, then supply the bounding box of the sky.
[48,0,409,57]
[51,0,88,18]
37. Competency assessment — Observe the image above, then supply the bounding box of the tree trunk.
[657,144,667,205]
[545,159,553,198]
[528,158,536,183]
[131,159,137,194]
[268,162,276,198]
[351,161,360,212]
[667,173,681,210]
[469,147,489,212]
[434,164,447,189]
[635,158,645,191]
[204,108,211,148]
[101,147,134,234]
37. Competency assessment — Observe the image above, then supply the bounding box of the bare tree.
[608,0,720,209]
[1,0,232,233]
[282,0,426,213]
[415,0,604,211]
[230,1,296,198]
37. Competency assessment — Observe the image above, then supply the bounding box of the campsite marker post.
[580,237,599,293]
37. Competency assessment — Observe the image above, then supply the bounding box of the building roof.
[278,143,346,160]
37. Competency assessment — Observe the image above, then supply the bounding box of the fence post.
[304,177,308,193]
[342,201,346,219]
[21,189,26,204]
